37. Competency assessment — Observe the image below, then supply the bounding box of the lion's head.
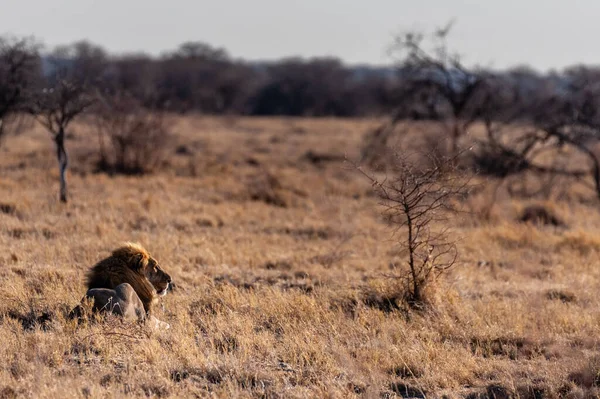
[145,257,172,296]
[111,242,172,297]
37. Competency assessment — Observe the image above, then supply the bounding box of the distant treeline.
[37,40,399,117]
[3,38,597,118]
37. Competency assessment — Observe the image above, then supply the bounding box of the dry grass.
[1,116,600,397]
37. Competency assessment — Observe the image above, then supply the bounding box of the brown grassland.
[1,116,600,398]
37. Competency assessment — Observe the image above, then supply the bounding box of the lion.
[71,243,172,328]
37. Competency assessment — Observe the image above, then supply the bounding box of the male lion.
[72,243,172,329]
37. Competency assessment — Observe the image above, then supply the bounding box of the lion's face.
[144,258,172,296]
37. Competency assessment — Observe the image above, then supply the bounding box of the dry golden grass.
[1,116,600,398]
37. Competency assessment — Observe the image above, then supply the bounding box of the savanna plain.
[0,116,599,398]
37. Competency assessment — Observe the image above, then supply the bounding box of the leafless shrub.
[94,92,171,174]
[355,151,470,308]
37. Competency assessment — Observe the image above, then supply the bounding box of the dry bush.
[356,150,469,308]
[94,93,171,174]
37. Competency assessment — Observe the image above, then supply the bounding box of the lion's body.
[87,259,157,314]
[85,242,171,315]
[85,283,146,321]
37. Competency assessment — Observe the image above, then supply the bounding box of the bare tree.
[472,72,600,202]
[29,79,93,202]
[0,37,40,144]
[356,151,469,307]
[396,22,487,153]
[533,80,600,201]
[363,22,487,167]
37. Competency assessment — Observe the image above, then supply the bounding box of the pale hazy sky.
[1,0,599,71]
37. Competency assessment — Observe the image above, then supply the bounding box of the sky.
[1,0,599,72]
